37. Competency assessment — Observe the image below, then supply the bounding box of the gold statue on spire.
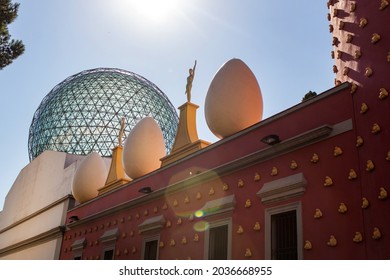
[185,60,197,102]
[118,117,125,147]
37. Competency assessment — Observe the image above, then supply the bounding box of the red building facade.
[59,0,389,260]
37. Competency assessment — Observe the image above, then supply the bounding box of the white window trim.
[257,173,306,204]
[203,217,232,260]
[102,246,115,260]
[100,228,118,260]
[71,237,86,259]
[264,201,303,260]
[138,215,165,234]
[141,234,160,260]
[199,195,236,218]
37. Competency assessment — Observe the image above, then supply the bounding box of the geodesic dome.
[28,68,178,161]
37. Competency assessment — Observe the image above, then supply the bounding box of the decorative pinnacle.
[118,117,125,147]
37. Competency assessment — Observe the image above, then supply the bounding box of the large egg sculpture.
[123,117,166,179]
[204,58,263,139]
[72,152,108,203]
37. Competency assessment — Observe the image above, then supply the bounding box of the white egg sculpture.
[72,152,108,203]
[123,117,166,179]
[204,58,263,139]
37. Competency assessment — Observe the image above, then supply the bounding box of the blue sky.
[0,0,334,209]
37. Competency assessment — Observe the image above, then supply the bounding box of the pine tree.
[0,0,24,70]
[302,90,317,102]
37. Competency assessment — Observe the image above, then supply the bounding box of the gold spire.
[161,101,210,166]
[98,117,130,195]
[161,61,210,166]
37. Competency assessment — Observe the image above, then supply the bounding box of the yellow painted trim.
[161,102,210,166]
[99,146,130,195]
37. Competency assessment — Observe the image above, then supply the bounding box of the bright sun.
[132,0,179,22]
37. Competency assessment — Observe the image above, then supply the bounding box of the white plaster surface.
[0,151,76,229]
[0,151,88,259]
[0,239,60,260]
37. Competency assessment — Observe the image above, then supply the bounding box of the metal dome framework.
[28,68,178,161]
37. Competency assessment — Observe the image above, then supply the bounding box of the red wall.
[60,84,381,260]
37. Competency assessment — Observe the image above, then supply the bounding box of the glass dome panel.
[28,68,178,161]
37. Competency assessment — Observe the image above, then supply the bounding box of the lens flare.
[193,221,209,232]
[194,210,204,218]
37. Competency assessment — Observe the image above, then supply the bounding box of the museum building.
[0,0,389,260]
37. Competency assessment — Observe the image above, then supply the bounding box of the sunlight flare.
[132,0,179,21]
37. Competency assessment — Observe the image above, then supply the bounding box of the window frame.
[264,202,303,260]
[141,234,160,260]
[102,247,115,260]
[71,237,86,260]
[99,228,118,260]
[203,217,232,260]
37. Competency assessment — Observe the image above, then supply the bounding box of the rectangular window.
[204,218,232,260]
[103,249,114,260]
[208,224,228,260]
[265,202,302,259]
[271,210,297,259]
[142,235,160,260]
[71,237,86,260]
[144,240,158,260]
